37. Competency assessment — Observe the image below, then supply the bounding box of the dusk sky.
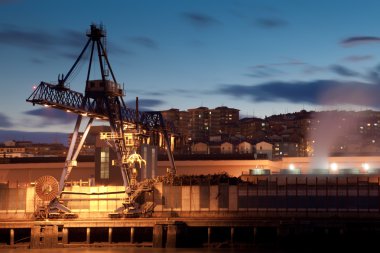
[2,0,380,142]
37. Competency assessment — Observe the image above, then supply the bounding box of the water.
[1,249,274,253]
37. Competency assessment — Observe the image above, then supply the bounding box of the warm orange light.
[362,163,370,171]
[330,163,338,172]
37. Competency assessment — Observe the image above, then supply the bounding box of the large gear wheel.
[35,175,59,201]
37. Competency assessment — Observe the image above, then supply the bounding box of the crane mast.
[27,24,176,218]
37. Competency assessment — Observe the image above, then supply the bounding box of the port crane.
[27,24,176,218]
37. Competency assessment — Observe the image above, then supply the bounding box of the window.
[100,147,109,179]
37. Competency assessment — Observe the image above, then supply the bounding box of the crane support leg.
[58,116,94,194]
[162,130,176,176]
[58,115,83,194]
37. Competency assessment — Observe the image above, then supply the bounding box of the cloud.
[125,98,165,111]
[343,55,373,62]
[24,108,77,126]
[129,36,158,49]
[218,80,380,107]
[0,112,13,128]
[61,29,129,57]
[107,41,132,55]
[302,65,326,75]
[247,59,305,78]
[329,65,360,77]
[255,18,287,28]
[62,29,87,49]
[181,12,222,28]
[341,36,380,46]
[30,58,45,64]
[0,25,57,50]
[145,91,165,96]
[247,66,284,78]
[254,59,305,68]
[367,64,380,83]
[0,24,128,57]
[0,130,68,144]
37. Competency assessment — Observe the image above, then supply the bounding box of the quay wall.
[3,177,380,249]
[2,156,380,185]
[158,156,380,176]
[2,175,380,219]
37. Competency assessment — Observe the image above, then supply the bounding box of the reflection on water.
[0,248,274,253]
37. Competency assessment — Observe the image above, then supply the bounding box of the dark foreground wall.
[3,174,380,249]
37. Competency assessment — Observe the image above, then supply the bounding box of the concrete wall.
[0,162,94,184]
[3,157,380,186]
[3,177,380,219]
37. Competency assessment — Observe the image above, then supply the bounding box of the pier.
[3,174,380,249]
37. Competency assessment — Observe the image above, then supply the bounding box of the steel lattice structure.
[28,81,174,131]
[27,24,176,217]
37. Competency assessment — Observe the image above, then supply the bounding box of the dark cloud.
[61,30,129,57]
[0,26,57,50]
[125,89,165,96]
[107,41,132,55]
[129,36,158,49]
[59,52,81,60]
[367,64,380,83]
[0,130,68,144]
[302,66,326,75]
[182,12,222,28]
[252,59,305,69]
[248,59,304,78]
[218,80,380,107]
[24,108,77,126]
[0,112,13,128]
[30,58,44,64]
[125,98,165,111]
[343,55,373,62]
[145,91,165,96]
[247,66,284,78]
[330,65,360,77]
[0,24,128,57]
[341,36,380,46]
[255,18,287,28]
[63,29,87,49]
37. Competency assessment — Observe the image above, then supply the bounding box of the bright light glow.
[330,163,338,172]
[32,85,37,90]
[43,104,49,107]
[362,163,370,171]
[81,113,88,117]
[289,164,295,170]
[66,110,71,113]
[126,152,146,168]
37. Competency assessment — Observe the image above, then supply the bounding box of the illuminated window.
[100,147,109,179]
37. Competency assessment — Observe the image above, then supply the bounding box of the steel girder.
[27,81,175,133]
